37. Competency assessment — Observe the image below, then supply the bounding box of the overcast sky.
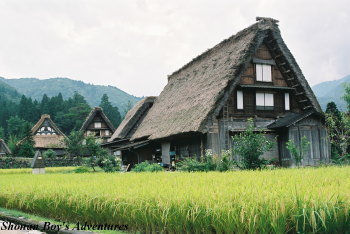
[0,0,349,97]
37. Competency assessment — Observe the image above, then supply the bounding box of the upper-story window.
[94,122,102,128]
[256,92,274,110]
[256,64,272,82]
[285,93,290,111]
[236,90,243,110]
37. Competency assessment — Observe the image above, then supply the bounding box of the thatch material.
[32,114,66,149]
[0,139,11,155]
[131,18,322,141]
[109,97,156,142]
[80,107,116,132]
[33,135,65,149]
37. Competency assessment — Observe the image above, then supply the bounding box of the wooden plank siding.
[283,118,330,166]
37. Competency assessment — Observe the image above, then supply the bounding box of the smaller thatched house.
[32,114,66,156]
[0,139,11,156]
[80,107,116,142]
[103,97,156,166]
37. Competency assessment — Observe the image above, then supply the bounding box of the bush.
[132,161,163,172]
[74,166,90,173]
[96,155,121,173]
[232,118,274,170]
[177,158,209,172]
[177,150,234,172]
[286,136,310,167]
[43,149,57,159]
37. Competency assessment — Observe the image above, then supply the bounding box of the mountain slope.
[312,75,350,111]
[0,78,22,103]
[0,77,141,111]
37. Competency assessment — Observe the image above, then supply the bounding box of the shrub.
[132,161,163,172]
[43,149,57,159]
[286,136,310,167]
[232,118,274,170]
[74,166,90,173]
[96,155,121,173]
[177,158,208,172]
[177,150,234,172]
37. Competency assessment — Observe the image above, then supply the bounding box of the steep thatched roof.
[32,114,65,136]
[80,107,116,132]
[109,97,156,142]
[0,139,11,155]
[131,17,322,141]
[32,114,66,149]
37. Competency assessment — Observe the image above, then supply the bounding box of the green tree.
[325,112,350,159]
[16,123,35,158]
[343,83,350,111]
[40,94,50,115]
[0,127,4,139]
[7,116,31,139]
[99,94,121,128]
[63,130,85,159]
[7,135,19,154]
[325,102,343,158]
[56,92,91,134]
[232,118,274,170]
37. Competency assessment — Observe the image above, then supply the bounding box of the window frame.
[285,93,290,111]
[255,64,272,82]
[236,90,244,110]
[256,92,274,110]
[94,122,102,129]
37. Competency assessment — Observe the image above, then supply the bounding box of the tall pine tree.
[99,94,121,128]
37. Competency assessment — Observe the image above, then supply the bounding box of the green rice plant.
[0,167,77,174]
[0,167,348,233]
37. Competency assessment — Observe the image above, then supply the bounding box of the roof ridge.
[168,18,278,80]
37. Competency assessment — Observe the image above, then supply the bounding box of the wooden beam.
[283,70,291,73]
[295,92,305,96]
[299,99,308,103]
[275,54,283,58]
[287,78,295,81]
[303,106,313,110]
[292,84,300,88]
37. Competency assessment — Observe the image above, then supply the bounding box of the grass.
[0,166,349,233]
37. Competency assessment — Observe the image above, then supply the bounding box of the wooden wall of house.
[87,115,109,130]
[224,43,301,119]
[172,135,203,159]
[280,117,330,166]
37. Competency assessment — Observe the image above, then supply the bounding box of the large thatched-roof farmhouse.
[105,17,330,167]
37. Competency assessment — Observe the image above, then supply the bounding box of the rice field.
[0,166,77,174]
[0,166,349,233]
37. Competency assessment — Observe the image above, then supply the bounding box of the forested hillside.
[312,75,350,111]
[0,77,140,111]
[0,79,22,103]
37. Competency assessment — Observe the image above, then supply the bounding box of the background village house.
[0,139,11,156]
[32,114,66,156]
[80,107,116,143]
[104,17,330,167]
